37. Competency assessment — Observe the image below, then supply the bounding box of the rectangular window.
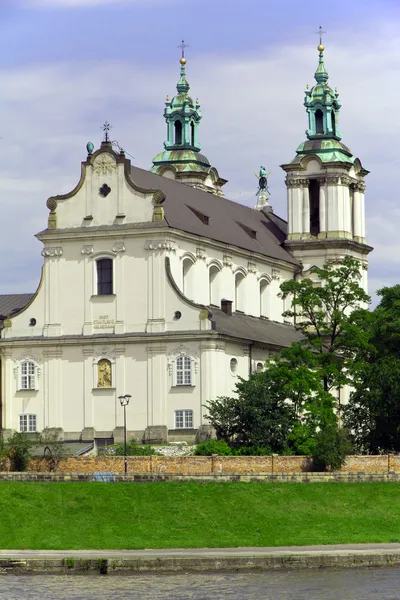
[19,414,37,433]
[175,410,193,429]
[97,258,113,295]
[176,356,192,386]
[20,361,35,390]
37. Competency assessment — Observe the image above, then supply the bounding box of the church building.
[0,41,372,445]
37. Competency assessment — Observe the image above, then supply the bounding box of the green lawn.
[1,482,400,549]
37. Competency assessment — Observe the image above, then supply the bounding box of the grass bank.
[2,482,400,549]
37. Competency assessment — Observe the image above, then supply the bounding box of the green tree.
[205,344,333,453]
[280,256,370,392]
[312,425,352,471]
[344,285,400,452]
[7,432,35,472]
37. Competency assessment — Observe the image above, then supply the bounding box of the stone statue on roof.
[256,166,271,196]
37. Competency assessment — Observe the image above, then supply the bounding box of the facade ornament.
[93,347,116,360]
[271,267,281,280]
[112,242,126,253]
[340,175,353,186]
[354,181,366,193]
[46,198,58,212]
[167,344,199,376]
[223,254,233,268]
[326,176,340,185]
[286,178,309,188]
[92,153,117,175]
[81,245,94,255]
[196,247,207,261]
[145,240,177,252]
[3,319,12,329]
[41,247,63,258]
[247,261,257,274]
[199,309,209,320]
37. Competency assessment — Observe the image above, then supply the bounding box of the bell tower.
[151,41,227,196]
[281,34,372,288]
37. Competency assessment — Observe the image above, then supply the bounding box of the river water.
[1,568,400,599]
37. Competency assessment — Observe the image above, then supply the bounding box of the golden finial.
[316,26,326,52]
[185,94,189,100]
[196,98,199,104]
[306,84,309,90]
[166,95,170,101]
[178,40,188,65]
[335,87,338,93]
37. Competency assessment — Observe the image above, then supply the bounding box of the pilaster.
[146,344,167,428]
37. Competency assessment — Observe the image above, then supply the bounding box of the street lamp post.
[118,394,131,474]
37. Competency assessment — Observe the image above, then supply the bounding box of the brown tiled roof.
[129,166,298,265]
[0,294,34,319]
[210,308,302,348]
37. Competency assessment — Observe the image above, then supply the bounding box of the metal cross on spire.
[101,121,112,143]
[178,39,188,60]
[316,25,326,46]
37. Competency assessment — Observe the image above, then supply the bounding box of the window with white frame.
[96,258,113,295]
[19,414,37,433]
[20,361,36,390]
[175,355,192,386]
[175,409,193,429]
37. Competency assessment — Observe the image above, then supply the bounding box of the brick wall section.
[273,456,313,473]
[22,454,400,474]
[343,455,390,473]
[152,456,211,474]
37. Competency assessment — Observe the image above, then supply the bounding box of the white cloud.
[0,26,399,298]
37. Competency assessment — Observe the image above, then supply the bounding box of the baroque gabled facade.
[0,43,371,445]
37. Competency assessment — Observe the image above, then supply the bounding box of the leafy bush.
[312,426,352,471]
[7,432,35,471]
[287,422,317,456]
[194,439,232,456]
[38,428,67,471]
[113,440,160,456]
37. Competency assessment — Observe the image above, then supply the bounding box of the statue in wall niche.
[98,359,112,388]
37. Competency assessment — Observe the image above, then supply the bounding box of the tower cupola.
[304,39,342,141]
[280,30,372,283]
[151,42,227,196]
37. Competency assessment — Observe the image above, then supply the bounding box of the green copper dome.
[150,55,227,196]
[304,45,342,141]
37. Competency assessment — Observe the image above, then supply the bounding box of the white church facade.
[0,42,372,444]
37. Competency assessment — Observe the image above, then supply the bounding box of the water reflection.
[1,568,400,600]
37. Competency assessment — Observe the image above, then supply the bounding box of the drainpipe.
[292,267,303,326]
[248,342,254,377]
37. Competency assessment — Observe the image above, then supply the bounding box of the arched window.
[176,355,192,386]
[190,121,195,146]
[235,272,246,312]
[315,109,324,134]
[174,120,182,145]
[96,258,113,295]
[182,257,195,300]
[209,265,220,306]
[331,111,336,136]
[260,279,270,317]
[20,361,36,390]
[97,359,112,388]
[309,179,320,236]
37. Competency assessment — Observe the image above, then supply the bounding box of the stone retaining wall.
[24,454,400,475]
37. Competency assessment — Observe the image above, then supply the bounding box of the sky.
[1,0,399,304]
